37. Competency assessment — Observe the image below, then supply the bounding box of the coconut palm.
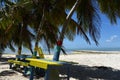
[53,0,120,61]
[31,0,87,55]
[0,0,61,55]
[0,0,15,53]
[0,0,35,55]
[1,0,120,61]
[31,0,66,55]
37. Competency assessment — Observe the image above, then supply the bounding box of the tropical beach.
[1,50,120,80]
[1,0,120,80]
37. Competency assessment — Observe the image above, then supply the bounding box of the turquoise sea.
[4,47,120,54]
[69,47,120,51]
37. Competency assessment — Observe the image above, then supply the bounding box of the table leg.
[30,66,34,80]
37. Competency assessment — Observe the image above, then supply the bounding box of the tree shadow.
[0,57,15,62]
[60,64,120,80]
[0,70,17,76]
[0,57,15,66]
[0,62,8,65]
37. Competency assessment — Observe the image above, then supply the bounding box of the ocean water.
[64,47,120,54]
[72,47,120,51]
[43,47,120,54]
[4,47,120,55]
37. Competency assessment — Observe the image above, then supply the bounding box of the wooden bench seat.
[26,58,62,70]
[8,60,29,67]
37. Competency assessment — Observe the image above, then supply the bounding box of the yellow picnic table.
[26,58,70,80]
[26,58,62,69]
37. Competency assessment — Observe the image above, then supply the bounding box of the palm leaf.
[76,0,100,45]
[61,47,67,55]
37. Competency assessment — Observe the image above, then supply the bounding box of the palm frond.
[76,0,100,45]
[61,47,67,55]
[98,0,120,23]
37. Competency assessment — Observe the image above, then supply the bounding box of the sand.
[0,51,120,80]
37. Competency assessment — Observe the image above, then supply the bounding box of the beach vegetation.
[0,0,120,61]
[0,0,35,55]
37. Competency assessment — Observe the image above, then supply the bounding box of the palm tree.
[0,0,35,55]
[1,0,120,61]
[0,0,15,53]
[31,0,66,55]
[0,0,61,56]
[53,0,120,61]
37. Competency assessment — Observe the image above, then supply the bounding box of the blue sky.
[63,13,120,50]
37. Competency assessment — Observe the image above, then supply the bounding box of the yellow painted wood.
[26,58,62,69]
[8,60,29,66]
[30,61,48,69]
[20,61,29,66]
[37,47,44,58]
[8,60,14,63]
[34,47,44,58]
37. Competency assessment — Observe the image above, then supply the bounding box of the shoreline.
[72,50,120,54]
[3,50,120,55]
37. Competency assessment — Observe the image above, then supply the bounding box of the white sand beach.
[0,51,120,80]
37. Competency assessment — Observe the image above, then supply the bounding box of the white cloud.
[106,35,118,42]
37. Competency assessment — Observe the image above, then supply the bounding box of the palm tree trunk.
[0,52,2,58]
[18,45,22,55]
[34,7,45,57]
[53,0,81,61]
[29,45,34,54]
[17,23,22,55]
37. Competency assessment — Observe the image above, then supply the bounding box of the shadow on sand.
[0,57,15,62]
[0,57,15,65]
[0,70,17,76]
[60,64,120,80]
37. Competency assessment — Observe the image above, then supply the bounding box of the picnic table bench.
[8,55,70,80]
[8,55,32,68]
[8,55,32,75]
[8,59,29,67]
[26,58,70,80]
